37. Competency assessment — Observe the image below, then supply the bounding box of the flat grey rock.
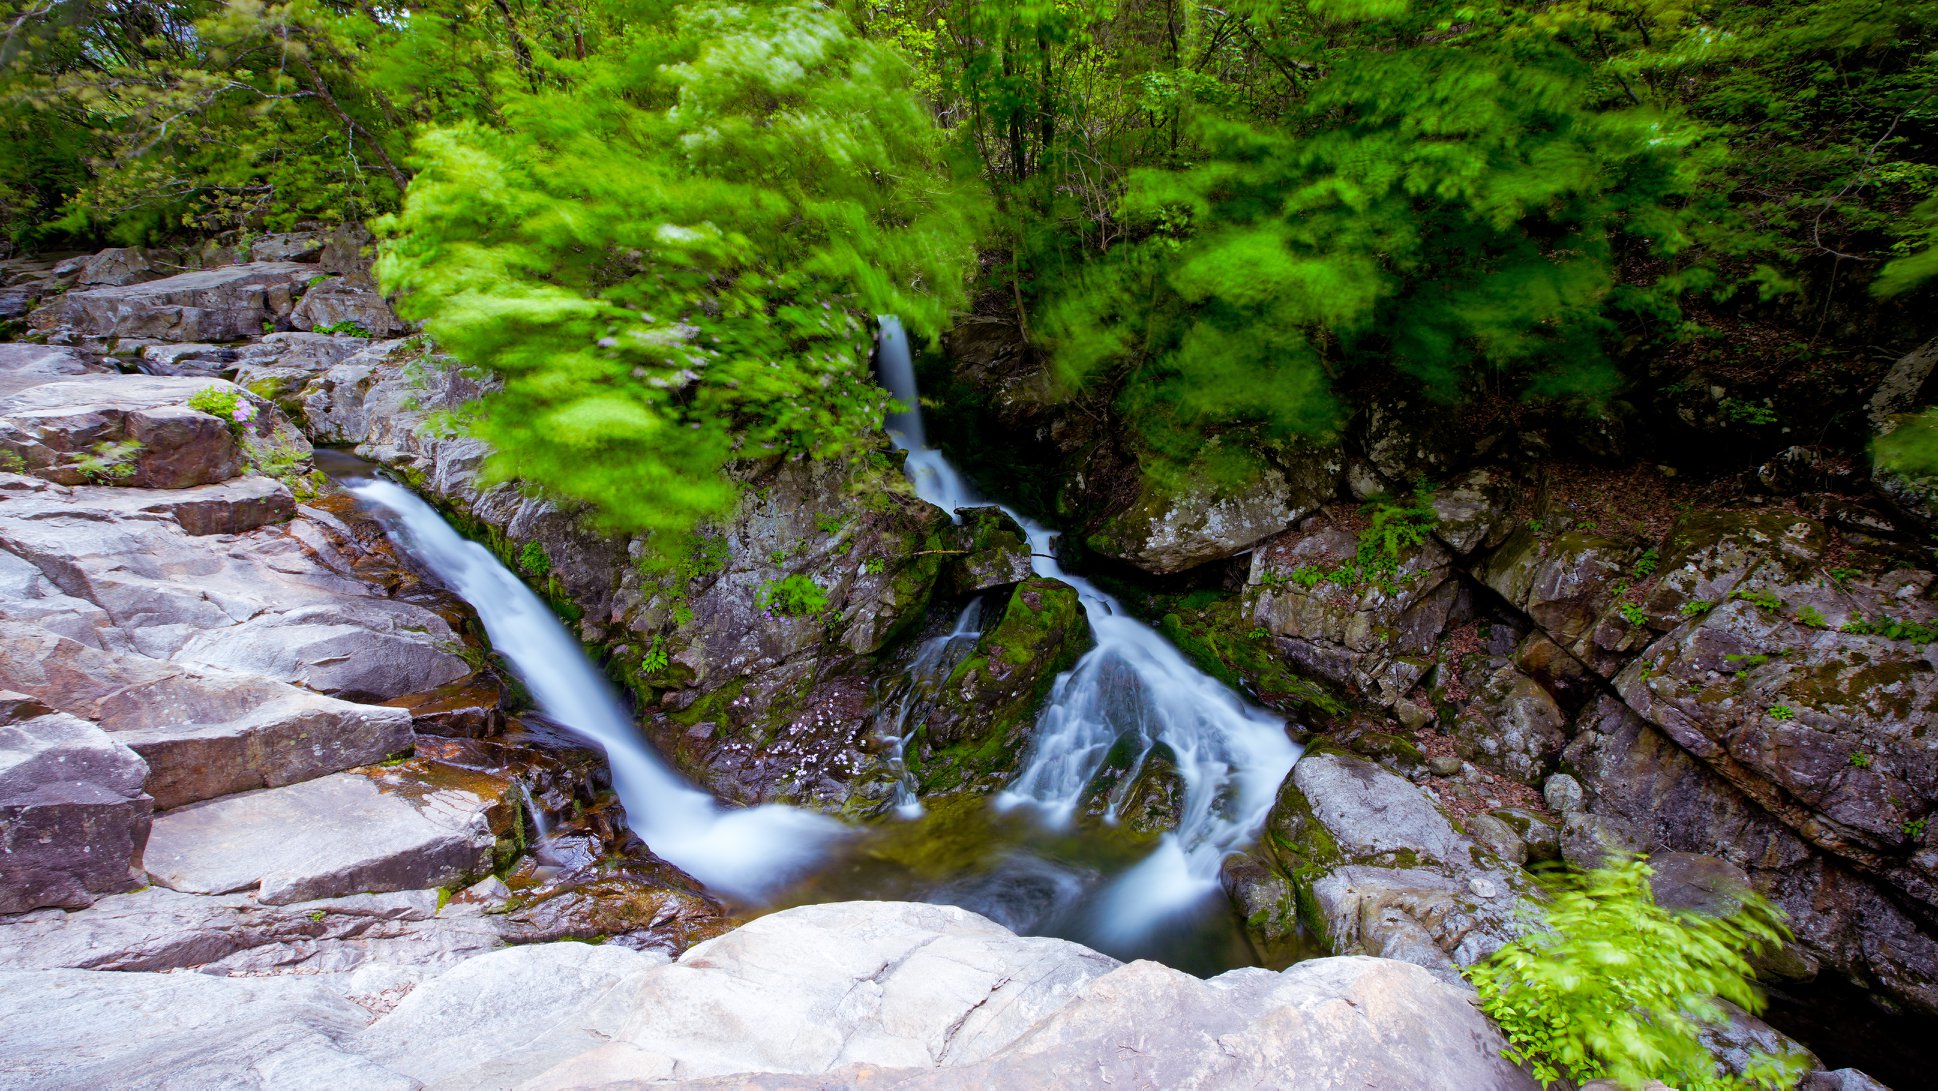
[143,771,498,904]
[0,965,400,1090]
[28,261,317,342]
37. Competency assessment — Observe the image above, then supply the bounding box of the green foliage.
[1632,549,1659,580]
[1768,704,1795,721]
[1730,588,1785,612]
[1617,601,1649,626]
[1467,856,1799,1090]
[1718,399,1779,426]
[74,439,141,483]
[517,541,552,579]
[187,386,251,437]
[640,634,669,674]
[1680,599,1716,618]
[1840,614,1938,645]
[759,573,830,618]
[377,0,983,552]
[312,320,372,338]
[1849,750,1872,769]
[1875,408,1938,480]
[1794,605,1828,628]
[1907,817,1930,839]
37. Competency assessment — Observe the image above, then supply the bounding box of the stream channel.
[325,318,1311,977]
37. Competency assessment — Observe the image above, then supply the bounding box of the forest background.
[3,0,1935,540]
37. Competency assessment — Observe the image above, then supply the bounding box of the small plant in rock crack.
[1632,548,1660,579]
[74,439,142,482]
[1767,704,1795,721]
[1617,601,1649,626]
[1730,588,1784,612]
[759,574,829,618]
[1793,605,1827,628]
[1680,599,1716,618]
[1905,818,1929,840]
[863,556,886,576]
[1849,751,1872,769]
[186,386,264,439]
[518,541,552,578]
[640,634,670,674]
[312,319,372,338]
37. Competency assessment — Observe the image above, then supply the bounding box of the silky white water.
[339,474,841,903]
[876,317,1301,942]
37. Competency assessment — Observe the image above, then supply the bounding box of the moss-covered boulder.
[1261,749,1537,985]
[946,505,1033,593]
[906,577,1093,794]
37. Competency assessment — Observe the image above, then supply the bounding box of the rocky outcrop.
[142,769,504,905]
[1248,514,1458,707]
[250,333,1002,815]
[30,262,318,343]
[1086,438,1340,575]
[1262,749,1538,985]
[289,277,406,337]
[903,577,1092,794]
[0,900,1537,1089]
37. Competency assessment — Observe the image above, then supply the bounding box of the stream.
[325,320,1306,976]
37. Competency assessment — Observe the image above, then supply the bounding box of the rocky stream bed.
[0,239,1929,1088]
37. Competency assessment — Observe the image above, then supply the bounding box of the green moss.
[1153,592,1346,723]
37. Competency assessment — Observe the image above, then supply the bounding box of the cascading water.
[335,472,842,903]
[875,317,1301,944]
[880,599,985,819]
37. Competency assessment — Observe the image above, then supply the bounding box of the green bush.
[759,574,829,618]
[1467,856,1800,1090]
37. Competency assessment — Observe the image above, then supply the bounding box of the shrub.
[1467,856,1800,1090]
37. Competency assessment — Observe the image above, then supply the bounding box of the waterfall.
[881,599,985,819]
[337,475,841,903]
[874,316,1301,942]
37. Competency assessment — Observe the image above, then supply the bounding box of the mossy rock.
[907,577,1093,793]
[1154,592,1346,724]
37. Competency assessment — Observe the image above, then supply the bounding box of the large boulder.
[903,577,1092,794]
[0,374,294,489]
[1567,695,1938,1015]
[1248,518,1458,707]
[29,262,317,342]
[1085,438,1340,575]
[1263,750,1539,982]
[0,342,112,398]
[73,246,180,288]
[0,696,153,912]
[288,278,406,337]
[1616,597,1938,867]
[345,901,1534,1088]
[0,884,502,978]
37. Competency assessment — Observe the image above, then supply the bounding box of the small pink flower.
[233,401,256,424]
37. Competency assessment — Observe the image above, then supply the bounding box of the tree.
[376,0,984,549]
